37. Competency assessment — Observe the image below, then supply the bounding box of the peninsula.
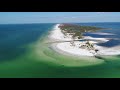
[49,24,120,57]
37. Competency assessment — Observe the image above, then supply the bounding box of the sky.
[0,12,120,24]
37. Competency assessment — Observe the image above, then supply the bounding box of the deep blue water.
[0,23,54,61]
[0,22,120,61]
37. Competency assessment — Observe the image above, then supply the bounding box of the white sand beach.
[49,24,120,56]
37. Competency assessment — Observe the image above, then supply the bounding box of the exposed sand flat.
[83,36,109,42]
[90,32,116,35]
[49,24,120,56]
[56,42,94,56]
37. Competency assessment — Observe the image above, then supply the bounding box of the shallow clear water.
[0,23,120,78]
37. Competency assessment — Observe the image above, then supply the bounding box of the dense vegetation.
[58,23,103,39]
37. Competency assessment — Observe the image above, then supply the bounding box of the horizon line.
[0,21,120,25]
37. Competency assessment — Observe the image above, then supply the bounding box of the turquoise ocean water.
[0,23,120,78]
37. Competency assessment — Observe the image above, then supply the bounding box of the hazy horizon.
[0,12,120,24]
[0,21,120,25]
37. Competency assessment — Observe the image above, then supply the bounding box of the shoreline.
[48,24,120,57]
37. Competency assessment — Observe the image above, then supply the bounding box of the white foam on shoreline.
[49,24,120,56]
